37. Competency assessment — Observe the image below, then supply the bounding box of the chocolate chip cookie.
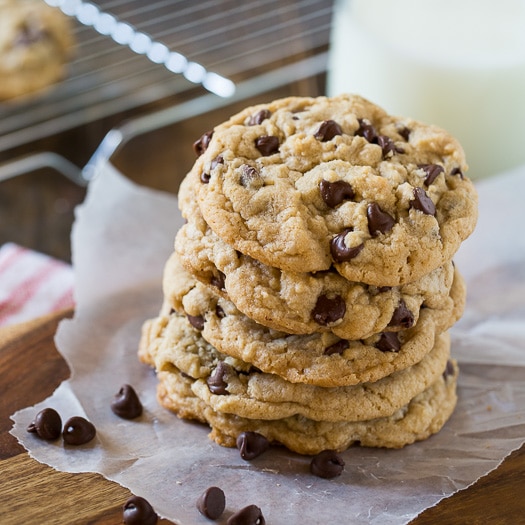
[189,94,477,286]
[0,0,74,100]
[143,310,451,422]
[145,252,465,387]
[155,360,459,454]
[176,175,457,340]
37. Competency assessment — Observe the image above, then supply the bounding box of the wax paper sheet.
[11,162,525,524]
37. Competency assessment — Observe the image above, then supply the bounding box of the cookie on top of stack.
[139,94,478,455]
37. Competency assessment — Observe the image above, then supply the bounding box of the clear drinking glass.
[327,0,525,179]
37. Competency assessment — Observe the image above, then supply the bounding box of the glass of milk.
[327,0,525,179]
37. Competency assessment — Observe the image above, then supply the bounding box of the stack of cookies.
[139,94,478,455]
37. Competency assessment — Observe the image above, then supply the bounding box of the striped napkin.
[0,243,75,327]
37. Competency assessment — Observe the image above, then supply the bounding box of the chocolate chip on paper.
[62,416,96,446]
[123,495,158,525]
[27,407,62,441]
[227,504,265,525]
[111,384,143,420]
[310,450,345,479]
[196,486,226,520]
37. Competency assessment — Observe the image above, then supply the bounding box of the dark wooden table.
[1,311,524,524]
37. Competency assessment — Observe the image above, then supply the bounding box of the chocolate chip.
[236,431,270,460]
[200,155,224,183]
[388,300,414,329]
[443,359,455,380]
[27,408,62,440]
[356,120,400,156]
[418,164,444,186]
[330,228,364,262]
[111,384,143,420]
[193,130,214,156]
[210,155,224,170]
[310,450,345,479]
[207,362,230,395]
[210,271,226,290]
[14,22,46,47]
[375,332,401,352]
[410,187,436,216]
[197,486,226,520]
[248,109,271,125]
[215,304,226,318]
[240,165,263,188]
[123,495,158,525]
[319,179,355,208]
[377,135,397,157]
[398,126,411,141]
[62,416,96,446]
[324,339,350,356]
[187,314,205,330]
[311,294,346,325]
[255,135,279,156]
[227,504,265,525]
[314,120,343,141]
[450,167,464,178]
[367,203,395,236]
[356,118,378,143]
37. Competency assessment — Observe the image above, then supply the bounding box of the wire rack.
[0,0,334,155]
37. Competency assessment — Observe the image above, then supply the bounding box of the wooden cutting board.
[1,311,524,524]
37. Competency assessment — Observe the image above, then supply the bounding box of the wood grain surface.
[1,311,524,525]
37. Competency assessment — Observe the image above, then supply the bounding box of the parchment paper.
[11,162,525,524]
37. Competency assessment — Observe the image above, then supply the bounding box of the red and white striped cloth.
[0,243,75,327]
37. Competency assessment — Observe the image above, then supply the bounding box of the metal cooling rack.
[0,0,333,155]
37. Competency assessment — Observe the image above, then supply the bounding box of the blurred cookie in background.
[0,0,75,101]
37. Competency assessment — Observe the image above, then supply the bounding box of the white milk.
[327,0,525,179]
